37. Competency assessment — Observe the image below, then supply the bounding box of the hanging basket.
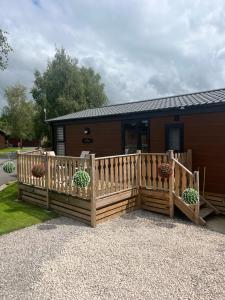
[182,188,199,205]
[73,170,91,188]
[31,164,46,178]
[2,161,16,174]
[158,163,172,178]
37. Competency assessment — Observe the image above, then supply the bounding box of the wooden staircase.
[173,194,217,225]
[171,156,218,226]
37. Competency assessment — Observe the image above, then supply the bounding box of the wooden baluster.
[127,156,131,189]
[141,154,146,187]
[110,158,114,193]
[105,158,109,194]
[123,156,127,190]
[181,167,186,195]
[175,163,180,196]
[146,154,151,189]
[158,155,163,190]
[152,155,157,190]
[115,157,119,192]
[130,155,134,187]
[95,160,99,198]
[119,157,123,190]
[100,159,104,196]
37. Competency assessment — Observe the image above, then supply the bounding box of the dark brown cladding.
[65,120,122,157]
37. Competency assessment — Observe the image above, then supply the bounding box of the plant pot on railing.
[31,164,46,178]
[182,188,199,207]
[73,170,91,188]
[158,163,172,179]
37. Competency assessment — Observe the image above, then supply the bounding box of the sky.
[1,0,225,109]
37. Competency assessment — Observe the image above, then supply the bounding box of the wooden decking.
[17,150,221,227]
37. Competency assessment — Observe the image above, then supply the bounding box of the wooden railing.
[95,154,139,198]
[140,153,169,191]
[17,149,194,204]
[172,157,200,222]
[17,152,91,199]
[48,155,91,199]
[174,149,192,170]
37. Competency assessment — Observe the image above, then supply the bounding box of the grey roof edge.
[47,87,225,123]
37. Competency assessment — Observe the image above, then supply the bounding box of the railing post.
[194,171,200,225]
[168,150,174,218]
[136,150,142,209]
[45,153,50,209]
[90,154,96,227]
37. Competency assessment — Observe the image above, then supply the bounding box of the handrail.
[172,158,193,176]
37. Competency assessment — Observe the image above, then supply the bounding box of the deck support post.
[168,150,174,218]
[90,154,97,227]
[194,171,200,225]
[136,150,142,209]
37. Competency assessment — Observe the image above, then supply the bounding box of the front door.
[123,120,149,153]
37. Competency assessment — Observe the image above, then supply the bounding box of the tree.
[3,84,34,147]
[32,48,107,139]
[0,29,12,70]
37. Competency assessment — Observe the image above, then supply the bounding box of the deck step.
[199,207,214,218]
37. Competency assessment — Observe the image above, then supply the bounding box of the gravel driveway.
[0,211,225,300]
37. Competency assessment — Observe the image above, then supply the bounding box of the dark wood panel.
[150,112,225,193]
[65,120,122,157]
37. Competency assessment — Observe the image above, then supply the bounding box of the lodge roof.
[47,88,225,122]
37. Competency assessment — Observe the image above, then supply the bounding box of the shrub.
[158,163,172,178]
[2,161,16,173]
[182,188,199,205]
[73,170,90,188]
[31,164,46,178]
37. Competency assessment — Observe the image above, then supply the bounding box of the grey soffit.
[47,88,225,122]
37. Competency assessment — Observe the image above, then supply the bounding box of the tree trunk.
[19,138,23,149]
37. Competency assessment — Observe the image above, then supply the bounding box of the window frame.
[165,123,184,153]
[54,125,66,156]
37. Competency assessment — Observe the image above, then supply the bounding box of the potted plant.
[182,188,199,206]
[158,163,172,179]
[73,170,91,188]
[31,164,46,178]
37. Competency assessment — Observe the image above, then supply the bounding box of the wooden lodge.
[17,88,225,226]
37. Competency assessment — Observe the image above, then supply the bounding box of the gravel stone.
[0,211,225,300]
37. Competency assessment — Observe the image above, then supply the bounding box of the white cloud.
[1,0,225,109]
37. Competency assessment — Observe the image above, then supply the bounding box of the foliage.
[31,164,46,178]
[3,84,35,145]
[0,183,57,236]
[2,161,16,173]
[182,188,199,205]
[158,163,172,178]
[73,170,91,188]
[0,29,12,70]
[32,48,107,139]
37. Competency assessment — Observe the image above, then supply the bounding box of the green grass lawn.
[0,183,57,236]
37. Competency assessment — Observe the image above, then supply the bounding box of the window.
[165,124,183,152]
[55,126,65,155]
